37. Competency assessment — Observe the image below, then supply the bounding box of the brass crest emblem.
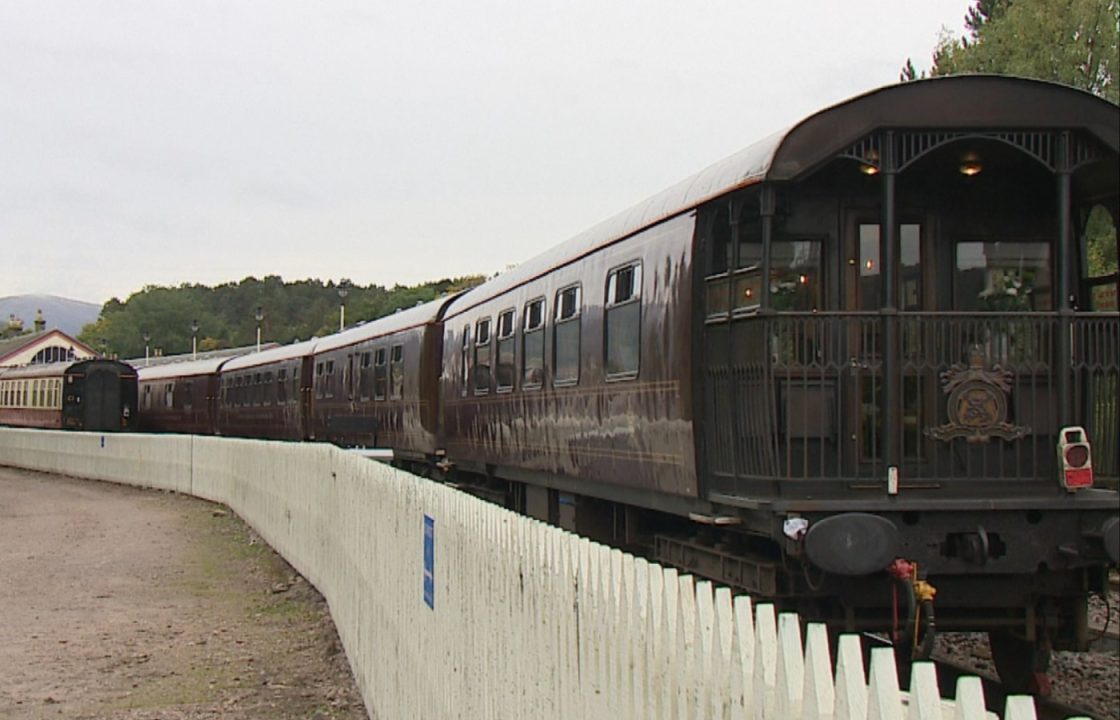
[927,346,1030,443]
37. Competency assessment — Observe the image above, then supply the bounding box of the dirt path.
[0,466,367,720]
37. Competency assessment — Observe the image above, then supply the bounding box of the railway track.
[930,656,1103,720]
[863,633,1110,720]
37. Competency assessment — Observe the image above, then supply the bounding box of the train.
[0,359,138,431]
[6,76,1120,695]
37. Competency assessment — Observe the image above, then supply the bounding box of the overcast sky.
[1,1,971,305]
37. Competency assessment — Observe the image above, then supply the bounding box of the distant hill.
[0,295,102,337]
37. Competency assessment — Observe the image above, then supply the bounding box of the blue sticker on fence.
[423,514,435,610]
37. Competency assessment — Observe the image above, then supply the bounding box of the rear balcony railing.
[704,311,1119,491]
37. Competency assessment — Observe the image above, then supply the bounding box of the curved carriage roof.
[221,338,321,372]
[310,294,464,355]
[0,358,135,380]
[137,355,240,381]
[445,75,1118,314]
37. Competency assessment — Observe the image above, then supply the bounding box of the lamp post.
[338,284,349,331]
[255,306,264,352]
[99,337,108,358]
[191,319,199,360]
[142,330,151,366]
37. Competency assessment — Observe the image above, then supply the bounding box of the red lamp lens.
[1065,445,1089,468]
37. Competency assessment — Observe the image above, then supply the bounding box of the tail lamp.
[1057,426,1093,491]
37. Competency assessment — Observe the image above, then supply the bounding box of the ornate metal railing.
[703,312,1119,493]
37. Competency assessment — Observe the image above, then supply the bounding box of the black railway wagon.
[429,76,1119,693]
[0,359,138,432]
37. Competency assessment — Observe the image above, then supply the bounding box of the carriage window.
[390,344,404,399]
[496,309,515,392]
[263,372,273,405]
[315,363,324,399]
[278,369,288,403]
[554,285,581,386]
[955,241,1052,311]
[859,224,921,311]
[522,298,545,388]
[460,326,471,397]
[373,348,387,400]
[143,385,151,410]
[1084,204,1118,310]
[165,383,174,408]
[184,381,193,409]
[738,237,822,311]
[358,352,372,400]
[474,318,492,394]
[605,263,642,379]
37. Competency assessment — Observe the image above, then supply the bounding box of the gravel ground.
[934,586,1120,720]
[0,467,367,720]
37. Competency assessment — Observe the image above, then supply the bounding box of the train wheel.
[988,630,1052,697]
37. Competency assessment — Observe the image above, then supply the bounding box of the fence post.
[752,604,777,720]
[950,676,986,720]
[1002,696,1039,720]
[775,613,805,719]
[677,574,699,720]
[867,647,903,720]
[803,623,835,720]
[834,634,867,720]
[711,587,734,720]
[906,662,942,720]
[731,595,755,720]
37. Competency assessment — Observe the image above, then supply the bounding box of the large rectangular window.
[553,285,581,386]
[736,238,823,312]
[460,326,471,397]
[605,262,642,379]
[358,352,372,401]
[373,348,387,400]
[390,344,404,399]
[955,241,1052,311]
[474,318,492,394]
[522,298,545,388]
[496,309,515,392]
[324,361,335,399]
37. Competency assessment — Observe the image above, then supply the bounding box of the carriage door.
[82,369,120,432]
[845,219,928,474]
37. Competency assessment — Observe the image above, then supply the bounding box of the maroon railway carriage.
[218,339,318,440]
[432,76,1119,691]
[137,356,235,435]
[308,296,459,456]
[0,359,138,432]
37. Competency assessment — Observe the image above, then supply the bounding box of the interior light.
[744,287,753,299]
[859,147,880,175]
[865,259,875,270]
[959,151,983,176]
[798,274,809,285]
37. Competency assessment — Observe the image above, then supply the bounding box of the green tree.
[77,275,486,360]
[931,0,1119,102]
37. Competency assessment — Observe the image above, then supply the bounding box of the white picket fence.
[0,428,1083,720]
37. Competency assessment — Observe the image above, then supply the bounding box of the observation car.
[0,359,138,432]
[432,75,1119,692]
[134,76,1118,694]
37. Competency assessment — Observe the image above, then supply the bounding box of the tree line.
[78,275,485,360]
